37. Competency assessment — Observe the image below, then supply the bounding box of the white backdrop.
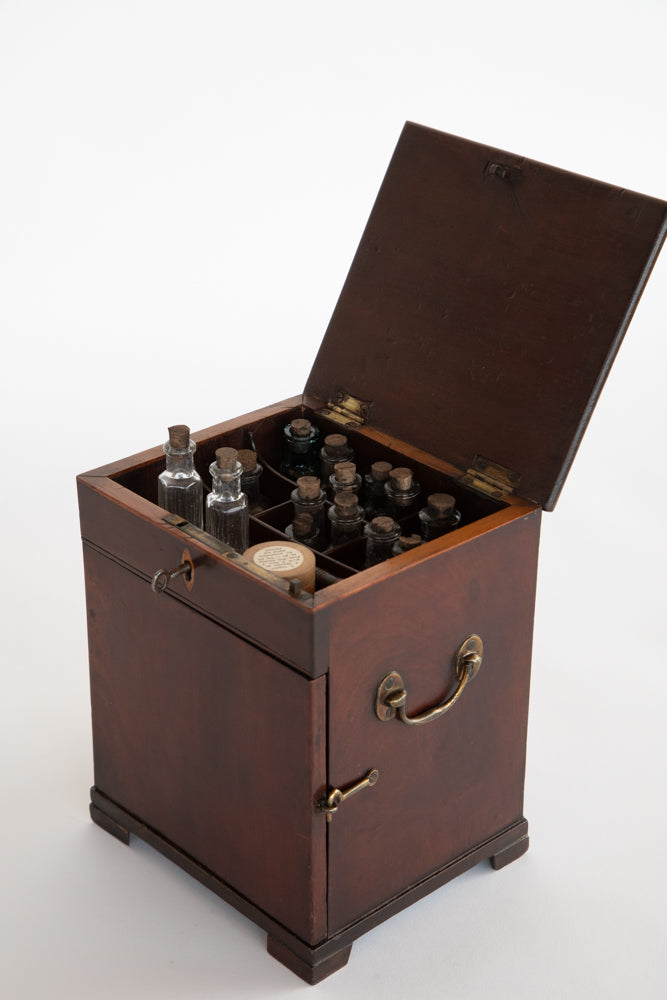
[1,2,666,998]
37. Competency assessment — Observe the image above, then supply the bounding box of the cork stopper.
[324,433,349,459]
[397,534,422,551]
[427,493,456,517]
[370,516,397,535]
[296,476,321,500]
[333,461,357,486]
[215,447,238,471]
[371,461,392,482]
[334,491,360,515]
[168,424,190,449]
[290,418,312,438]
[292,512,314,539]
[237,449,258,473]
[390,467,414,491]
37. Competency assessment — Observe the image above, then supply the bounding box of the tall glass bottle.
[280,418,321,480]
[419,493,462,541]
[384,467,421,518]
[290,476,326,547]
[364,516,401,567]
[320,433,354,486]
[363,460,392,517]
[327,492,365,547]
[329,461,363,498]
[205,447,249,553]
[157,424,203,528]
[237,449,268,514]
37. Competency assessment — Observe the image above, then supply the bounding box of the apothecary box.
[78,123,667,984]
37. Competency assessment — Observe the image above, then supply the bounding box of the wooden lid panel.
[306,123,667,509]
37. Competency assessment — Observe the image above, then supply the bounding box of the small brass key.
[317,768,379,822]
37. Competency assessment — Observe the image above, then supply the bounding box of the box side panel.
[326,508,541,932]
[83,543,327,944]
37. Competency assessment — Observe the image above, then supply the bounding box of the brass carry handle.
[375,635,483,726]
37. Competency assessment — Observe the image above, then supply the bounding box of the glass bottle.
[157,424,203,528]
[419,493,462,541]
[320,433,354,486]
[285,512,319,548]
[205,447,249,553]
[392,533,422,556]
[329,461,363,498]
[327,492,365,547]
[384,467,421,518]
[237,449,268,515]
[363,460,392,517]
[290,476,326,547]
[280,418,321,480]
[364,516,401,568]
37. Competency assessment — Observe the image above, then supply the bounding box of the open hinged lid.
[305,123,667,510]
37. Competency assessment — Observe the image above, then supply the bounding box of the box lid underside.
[305,123,667,510]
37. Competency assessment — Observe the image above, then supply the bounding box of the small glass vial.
[205,447,249,553]
[392,533,422,556]
[363,460,392,517]
[327,492,365,547]
[419,493,462,541]
[384,467,421,518]
[157,424,203,528]
[237,449,268,515]
[291,476,326,546]
[280,418,321,480]
[364,516,401,567]
[320,433,354,486]
[285,512,319,548]
[329,461,363,498]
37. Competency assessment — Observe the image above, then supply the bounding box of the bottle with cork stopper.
[392,533,423,557]
[320,433,354,486]
[364,516,401,568]
[280,417,321,480]
[285,512,319,548]
[157,424,203,528]
[205,447,249,553]
[384,467,421,518]
[327,492,365,547]
[290,476,326,547]
[329,461,363,498]
[419,493,462,541]
[363,460,393,517]
[237,449,268,515]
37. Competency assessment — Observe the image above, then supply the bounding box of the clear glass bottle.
[280,418,321,480]
[419,493,462,541]
[320,433,354,486]
[384,466,421,518]
[392,533,423,556]
[327,492,365,547]
[329,461,363,498]
[363,460,392,517]
[285,512,319,548]
[157,424,204,528]
[364,516,401,567]
[290,476,326,547]
[237,449,268,515]
[205,447,249,553]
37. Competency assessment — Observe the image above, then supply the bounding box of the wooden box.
[77,123,667,984]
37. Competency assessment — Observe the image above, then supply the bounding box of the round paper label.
[252,545,304,572]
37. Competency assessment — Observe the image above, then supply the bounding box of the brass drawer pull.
[318,768,379,822]
[151,548,195,593]
[375,635,483,726]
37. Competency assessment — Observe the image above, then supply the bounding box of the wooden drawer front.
[326,509,541,933]
[83,543,327,944]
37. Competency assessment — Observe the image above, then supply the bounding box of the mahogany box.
[77,123,667,984]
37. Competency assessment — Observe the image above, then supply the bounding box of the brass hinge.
[317,392,369,428]
[459,455,520,499]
